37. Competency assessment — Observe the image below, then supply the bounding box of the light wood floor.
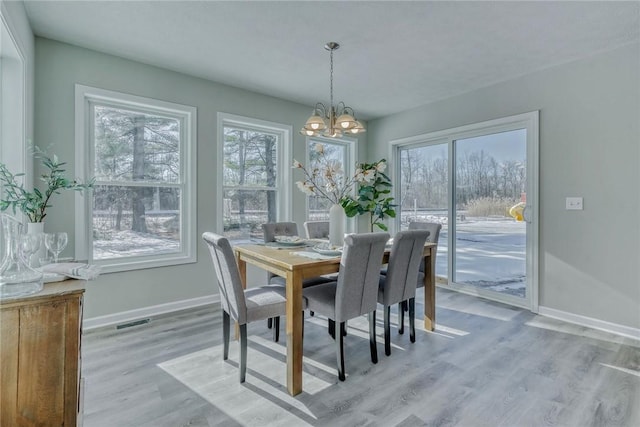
[82,288,640,427]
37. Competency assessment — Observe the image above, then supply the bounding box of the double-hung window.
[305,136,357,225]
[75,85,197,273]
[218,113,291,243]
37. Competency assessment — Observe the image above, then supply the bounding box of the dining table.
[234,240,437,396]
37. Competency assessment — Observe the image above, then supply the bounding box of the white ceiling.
[23,0,640,120]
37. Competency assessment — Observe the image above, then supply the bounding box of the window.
[218,113,291,243]
[305,136,357,223]
[75,85,197,273]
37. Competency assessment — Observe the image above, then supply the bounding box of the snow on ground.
[93,216,527,299]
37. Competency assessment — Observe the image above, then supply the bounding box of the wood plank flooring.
[82,288,640,427]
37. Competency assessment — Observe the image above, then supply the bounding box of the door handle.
[523,205,532,224]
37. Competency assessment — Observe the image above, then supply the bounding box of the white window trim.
[304,135,358,234]
[216,113,292,235]
[74,84,197,273]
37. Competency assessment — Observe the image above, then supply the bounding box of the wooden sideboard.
[0,280,86,426]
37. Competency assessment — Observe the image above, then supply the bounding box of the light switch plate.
[566,197,583,210]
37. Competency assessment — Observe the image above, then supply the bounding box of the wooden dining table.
[234,241,437,396]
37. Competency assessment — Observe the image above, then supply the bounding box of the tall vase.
[329,204,345,247]
[0,214,43,299]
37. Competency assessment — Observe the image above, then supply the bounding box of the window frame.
[74,84,197,273]
[216,113,292,239]
[304,135,358,233]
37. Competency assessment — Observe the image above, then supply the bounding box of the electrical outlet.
[566,197,583,210]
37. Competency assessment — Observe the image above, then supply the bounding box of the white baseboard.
[538,306,640,341]
[83,294,220,331]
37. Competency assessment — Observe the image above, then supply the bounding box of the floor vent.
[116,318,150,329]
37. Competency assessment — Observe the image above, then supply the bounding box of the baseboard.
[83,294,220,331]
[538,306,640,341]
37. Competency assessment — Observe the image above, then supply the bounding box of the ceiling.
[23,1,640,120]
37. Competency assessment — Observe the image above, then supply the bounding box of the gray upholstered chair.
[377,230,429,355]
[202,232,287,383]
[303,232,389,381]
[262,222,331,326]
[262,222,299,243]
[303,221,330,239]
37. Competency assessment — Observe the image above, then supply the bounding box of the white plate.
[313,245,342,256]
[274,235,306,246]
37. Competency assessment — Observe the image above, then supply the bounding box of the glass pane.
[398,143,449,278]
[307,140,347,220]
[454,129,527,298]
[94,106,180,183]
[223,127,278,187]
[92,185,181,260]
[223,189,277,243]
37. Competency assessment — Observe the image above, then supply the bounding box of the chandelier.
[300,42,366,138]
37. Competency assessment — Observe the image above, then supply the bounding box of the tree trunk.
[265,136,276,222]
[131,116,148,233]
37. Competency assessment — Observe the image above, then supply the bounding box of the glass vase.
[0,214,44,299]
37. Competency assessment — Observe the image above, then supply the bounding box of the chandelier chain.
[329,48,334,113]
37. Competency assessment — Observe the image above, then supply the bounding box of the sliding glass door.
[393,112,538,309]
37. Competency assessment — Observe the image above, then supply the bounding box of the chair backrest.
[262,222,299,243]
[202,232,247,324]
[382,230,430,305]
[335,232,389,323]
[304,221,330,239]
[409,221,441,243]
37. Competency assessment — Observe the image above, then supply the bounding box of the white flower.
[296,181,315,196]
[375,161,387,172]
[363,169,376,182]
[292,159,303,169]
[325,182,337,193]
[315,143,324,153]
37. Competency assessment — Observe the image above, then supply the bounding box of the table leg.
[286,270,303,396]
[236,254,247,340]
[423,247,436,331]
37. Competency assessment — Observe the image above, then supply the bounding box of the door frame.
[389,111,539,312]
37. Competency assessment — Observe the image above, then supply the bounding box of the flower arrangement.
[293,143,396,231]
[293,143,356,205]
[0,146,94,223]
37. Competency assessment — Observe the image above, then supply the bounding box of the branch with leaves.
[0,146,94,223]
[341,159,396,231]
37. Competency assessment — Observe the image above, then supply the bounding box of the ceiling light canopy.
[300,42,365,138]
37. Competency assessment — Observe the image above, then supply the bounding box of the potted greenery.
[0,146,93,228]
[341,159,396,232]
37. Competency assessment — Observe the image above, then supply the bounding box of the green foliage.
[341,159,397,232]
[0,146,94,222]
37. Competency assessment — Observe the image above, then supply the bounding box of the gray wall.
[34,38,366,319]
[368,44,640,329]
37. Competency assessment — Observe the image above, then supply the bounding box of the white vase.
[329,204,345,247]
[27,222,46,268]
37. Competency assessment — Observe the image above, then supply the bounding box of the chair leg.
[328,319,335,339]
[409,298,416,343]
[343,320,348,336]
[398,302,405,335]
[267,318,273,329]
[384,305,391,356]
[222,310,230,361]
[273,316,280,342]
[239,324,247,383]
[369,311,378,364]
[404,300,409,312]
[336,322,346,381]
